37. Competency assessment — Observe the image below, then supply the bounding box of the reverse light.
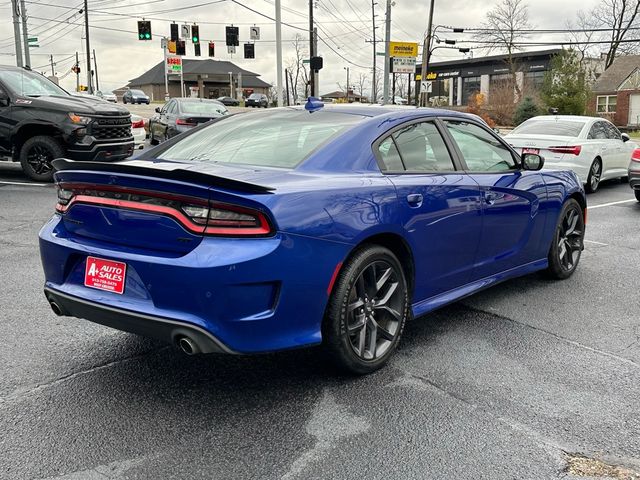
[631,148,640,162]
[67,113,92,125]
[548,145,582,156]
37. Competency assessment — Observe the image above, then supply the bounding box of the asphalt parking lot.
[0,163,639,479]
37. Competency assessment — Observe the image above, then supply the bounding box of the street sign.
[166,56,182,74]
[389,41,418,58]
[27,37,38,42]
[250,26,260,40]
[181,24,190,39]
[376,52,386,56]
[420,81,433,94]
[302,59,310,64]
[392,57,416,74]
[227,45,236,54]
[28,44,39,48]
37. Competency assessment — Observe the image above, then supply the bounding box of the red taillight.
[176,117,196,126]
[55,183,273,237]
[548,145,582,156]
[131,119,144,129]
[632,148,640,162]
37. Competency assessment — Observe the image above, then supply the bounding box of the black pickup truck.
[0,65,134,181]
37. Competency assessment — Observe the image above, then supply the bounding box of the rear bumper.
[629,169,640,190]
[44,287,234,354]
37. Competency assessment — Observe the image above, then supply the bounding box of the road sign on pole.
[250,26,260,40]
[166,55,182,74]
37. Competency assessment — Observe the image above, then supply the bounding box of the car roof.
[527,115,596,122]
[284,103,473,120]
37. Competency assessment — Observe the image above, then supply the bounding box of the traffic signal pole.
[419,0,435,107]
[275,0,283,107]
[75,52,80,92]
[382,0,391,104]
[309,0,315,97]
[11,0,23,68]
[83,0,92,93]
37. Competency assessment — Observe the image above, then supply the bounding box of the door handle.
[406,193,423,207]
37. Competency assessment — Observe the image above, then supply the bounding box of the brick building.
[590,55,640,127]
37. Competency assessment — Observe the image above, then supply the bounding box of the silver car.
[629,148,640,202]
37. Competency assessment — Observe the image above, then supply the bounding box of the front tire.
[585,158,602,193]
[322,245,409,375]
[19,135,64,182]
[545,199,585,279]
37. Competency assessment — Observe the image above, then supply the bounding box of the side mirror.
[522,153,545,171]
[0,91,9,107]
[621,133,630,142]
[155,107,161,113]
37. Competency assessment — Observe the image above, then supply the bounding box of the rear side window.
[377,121,455,172]
[444,120,516,172]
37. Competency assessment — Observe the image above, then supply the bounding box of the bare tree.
[476,0,532,98]
[355,73,369,102]
[286,34,310,103]
[576,0,640,69]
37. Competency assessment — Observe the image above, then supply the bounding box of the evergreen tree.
[541,50,590,115]
[514,96,541,125]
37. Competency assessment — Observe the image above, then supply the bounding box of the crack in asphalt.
[0,346,169,406]
[459,304,639,368]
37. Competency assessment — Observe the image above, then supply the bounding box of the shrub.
[514,96,541,125]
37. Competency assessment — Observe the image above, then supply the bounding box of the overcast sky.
[0,0,601,95]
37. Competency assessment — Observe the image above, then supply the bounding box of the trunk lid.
[504,134,575,162]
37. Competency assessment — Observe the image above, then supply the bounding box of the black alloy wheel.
[586,159,602,193]
[19,135,64,182]
[323,245,409,374]
[546,199,585,279]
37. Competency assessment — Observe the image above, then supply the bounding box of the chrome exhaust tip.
[177,336,199,355]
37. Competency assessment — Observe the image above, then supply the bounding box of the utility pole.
[371,0,377,103]
[11,0,23,68]
[275,0,283,107]
[83,0,92,93]
[344,67,350,102]
[309,0,315,97]
[382,0,391,104]
[49,55,55,76]
[75,52,80,92]
[285,68,290,106]
[419,0,435,106]
[19,0,30,67]
[312,27,318,96]
[93,49,99,91]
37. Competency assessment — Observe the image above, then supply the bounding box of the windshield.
[131,90,145,95]
[0,70,68,97]
[512,118,586,137]
[248,94,262,99]
[158,110,365,168]
[180,102,227,115]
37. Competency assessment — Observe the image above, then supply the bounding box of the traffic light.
[137,20,151,40]
[176,39,186,56]
[244,43,254,59]
[194,43,201,56]
[225,26,239,46]
[71,64,80,74]
[170,23,178,42]
[310,56,323,71]
[208,42,215,57]
[191,24,199,43]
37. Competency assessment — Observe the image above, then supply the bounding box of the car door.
[587,121,614,175]
[603,121,630,172]
[440,118,548,280]
[165,101,179,139]
[160,100,175,141]
[375,119,483,303]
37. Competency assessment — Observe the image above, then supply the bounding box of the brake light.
[131,119,144,129]
[548,145,582,155]
[632,148,640,162]
[55,183,273,237]
[176,117,196,126]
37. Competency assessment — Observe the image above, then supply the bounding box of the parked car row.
[149,98,228,144]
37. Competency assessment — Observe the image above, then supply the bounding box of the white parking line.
[588,199,637,209]
[584,239,609,246]
[0,180,48,186]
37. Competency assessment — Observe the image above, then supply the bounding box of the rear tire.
[585,158,602,193]
[19,135,64,182]
[322,245,409,375]
[149,130,159,145]
[635,189,640,202]
[545,199,585,279]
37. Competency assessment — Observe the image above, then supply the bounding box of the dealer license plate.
[521,148,540,155]
[84,256,127,294]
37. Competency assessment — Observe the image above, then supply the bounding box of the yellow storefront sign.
[389,41,418,58]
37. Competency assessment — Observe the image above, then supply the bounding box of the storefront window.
[462,76,481,105]
[524,71,545,92]
[430,79,450,106]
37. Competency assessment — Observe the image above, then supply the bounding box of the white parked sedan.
[130,114,146,149]
[505,115,634,193]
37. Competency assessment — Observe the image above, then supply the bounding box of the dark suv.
[0,65,134,181]
[122,89,150,105]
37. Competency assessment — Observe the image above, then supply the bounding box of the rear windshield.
[180,102,227,115]
[157,110,365,168]
[512,118,586,137]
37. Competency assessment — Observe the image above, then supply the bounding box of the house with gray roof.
[121,59,271,102]
[590,55,640,126]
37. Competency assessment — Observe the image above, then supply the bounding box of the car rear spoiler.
[52,158,276,194]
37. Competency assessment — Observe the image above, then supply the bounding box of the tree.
[541,50,590,115]
[575,0,640,69]
[355,73,369,102]
[514,97,541,125]
[476,0,532,99]
[286,34,310,104]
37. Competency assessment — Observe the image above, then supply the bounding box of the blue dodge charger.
[39,101,586,374]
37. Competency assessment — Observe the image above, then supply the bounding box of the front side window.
[597,95,617,113]
[444,120,516,172]
[158,110,364,168]
[588,122,608,140]
[603,121,622,140]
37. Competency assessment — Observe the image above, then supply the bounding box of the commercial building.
[421,49,562,107]
[590,55,640,127]
[123,59,271,101]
